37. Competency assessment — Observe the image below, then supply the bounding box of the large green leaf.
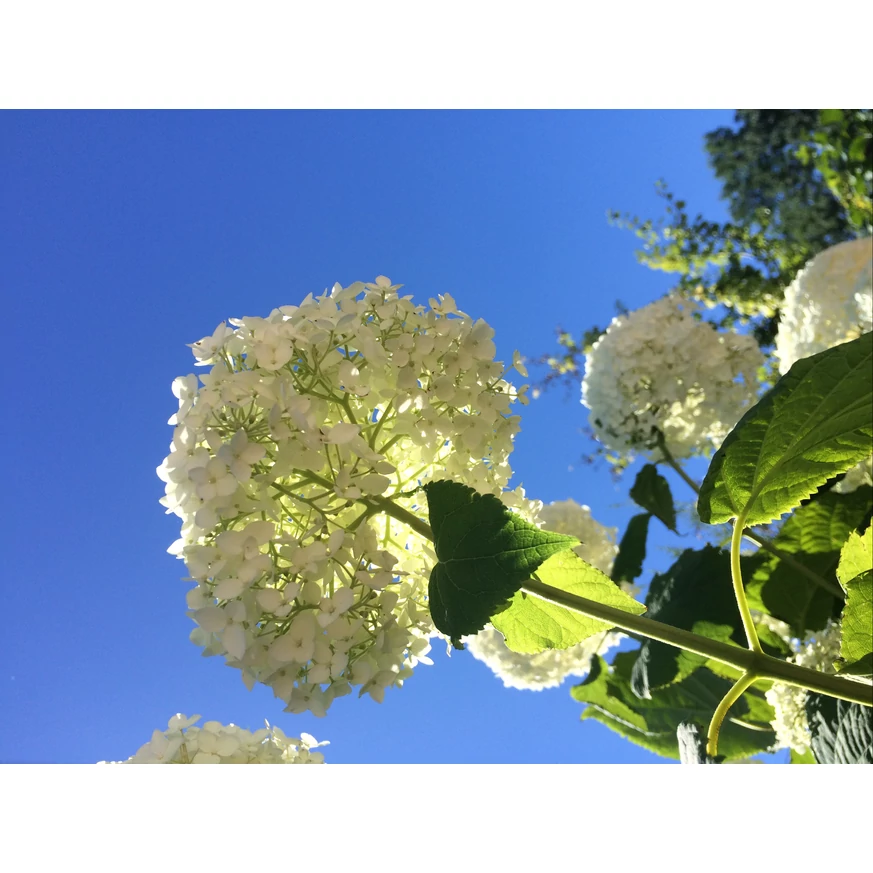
[746,554,838,638]
[837,525,873,677]
[698,332,873,527]
[492,549,644,654]
[423,481,578,643]
[630,547,751,697]
[805,693,873,764]
[630,464,677,532]
[572,653,777,761]
[778,486,872,554]
[611,512,651,585]
[744,489,870,637]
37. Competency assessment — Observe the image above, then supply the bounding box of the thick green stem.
[656,435,702,496]
[366,496,433,539]
[280,470,868,709]
[731,517,763,653]
[520,578,873,707]
[707,671,757,758]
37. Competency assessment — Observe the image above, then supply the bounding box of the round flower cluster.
[581,296,764,461]
[465,499,623,690]
[764,621,842,755]
[775,237,873,375]
[774,238,873,493]
[466,626,622,691]
[539,499,618,574]
[102,714,327,764]
[159,277,527,716]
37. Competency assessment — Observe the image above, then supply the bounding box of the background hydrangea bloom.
[159,278,527,715]
[775,237,873,375]
[102,714,327,763]
[581,296,764,461]
[765,621,842,755]
[774,237,873,493]
[465,499,623,690]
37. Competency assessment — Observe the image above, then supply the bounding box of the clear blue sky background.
[2,110,776,764]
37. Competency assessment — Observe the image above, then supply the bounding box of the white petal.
[194,606,227,632]
[222,623,247,660]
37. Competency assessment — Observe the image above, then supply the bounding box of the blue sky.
[0,110,758,764]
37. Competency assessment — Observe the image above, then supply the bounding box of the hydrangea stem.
[520,578,872,708]
[731,516,763,654]
[373,492,870,708]
[706,671,757,758]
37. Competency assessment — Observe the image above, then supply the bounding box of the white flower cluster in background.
[774,238,873,493]
[102,714,327,764]
[159,277,527,716]
[581,296,764,461]
[466,626,622,691]
[834,455,873,494]
[765,621,842,755]
[465,499,622,690]
[539,499,618,574]
[775,237,873,375]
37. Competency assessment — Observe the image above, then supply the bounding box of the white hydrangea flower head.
[581,295,764,461]
[775,237,873,375]
[765,621,843,755]
[159,277,527,716]
[833,455,873,495]
[101,714,328,764]
[539,499,618,575]
[465,499,621,691]
[466,627,622,691]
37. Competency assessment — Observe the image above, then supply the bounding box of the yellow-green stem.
[707,671,758,758]
[731,516,763,654]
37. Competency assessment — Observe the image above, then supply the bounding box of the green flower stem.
[731,516,763,653]
[520,578,873,708]
[372,491,870,707]
[367,496,433,539]
[656,434,702,496]
[706,671,757,758]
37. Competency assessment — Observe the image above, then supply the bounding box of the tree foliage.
[541,110,873,386]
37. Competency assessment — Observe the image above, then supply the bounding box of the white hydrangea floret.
[159,277,529,716]
[101,714,328,764]
[775,237,873,375]
[765,621,843,755]
[581,296,764,461]
[465,499,623,690]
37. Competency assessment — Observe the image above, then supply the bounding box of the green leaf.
[820,109,845,126]
[423,480,578,643]
[849,135,869,163]
[611,513,651,584]
[698,332,873,527]
[630,464,677,532]
[572,653,777,761]
[492,549,644,654]
[630,547,753,697]
[789,747,818,764]
[744,489,871,638]
[837,525,873,677]
[805,693,873,764]
[746,555,838,638]
[777,486,872,554]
